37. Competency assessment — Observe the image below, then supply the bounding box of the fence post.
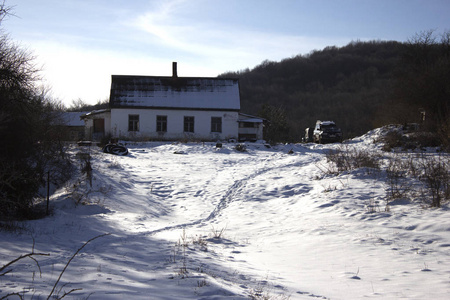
[46,171,50,215]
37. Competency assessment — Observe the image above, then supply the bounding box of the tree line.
[220,33,449,146]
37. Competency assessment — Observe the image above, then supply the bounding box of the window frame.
[156,115,167,132]
[128,114,140,132]
[211,117,222,133]
[183,116,195,133]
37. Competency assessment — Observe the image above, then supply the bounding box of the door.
[93,118,105,140]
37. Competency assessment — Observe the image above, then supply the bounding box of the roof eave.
[110,106,240,112]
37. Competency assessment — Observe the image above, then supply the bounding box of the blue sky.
[4,0,450,106]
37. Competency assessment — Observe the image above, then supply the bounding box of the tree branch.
[47,233,110,300]
[0,252,49,276]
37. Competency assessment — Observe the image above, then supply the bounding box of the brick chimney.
[172,62,177,78]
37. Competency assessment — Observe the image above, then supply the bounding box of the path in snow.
[145,157,312,236]
[2,140,449,300]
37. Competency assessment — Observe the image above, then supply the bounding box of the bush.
[379,126,444,152]
[385,155,411,200]
[380,130,403,151]
[384,152,449,207]
[326,145,380,173]
[417,154,450,207]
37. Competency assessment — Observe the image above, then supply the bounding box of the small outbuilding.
[60,111,89,141]
[238,113,266,142]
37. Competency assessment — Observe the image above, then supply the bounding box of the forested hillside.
[220,40,403,140]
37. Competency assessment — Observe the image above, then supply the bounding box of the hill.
[220,40,403,140]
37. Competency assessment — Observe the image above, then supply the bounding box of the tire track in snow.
[145,158,309,236]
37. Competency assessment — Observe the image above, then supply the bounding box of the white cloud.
[132,0,349,70]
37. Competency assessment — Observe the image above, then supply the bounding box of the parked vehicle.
[313,120,342,143]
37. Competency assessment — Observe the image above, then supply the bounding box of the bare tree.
[0,1,14,25]
[0,1,73,219]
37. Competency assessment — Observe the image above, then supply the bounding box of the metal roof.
[109,75,240,111]
[238,113,266,123]
[62,112,90,126]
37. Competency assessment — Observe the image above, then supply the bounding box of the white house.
[82,63,264,142]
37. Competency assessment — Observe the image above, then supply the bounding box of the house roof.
[62,112,90,126]
[238,113,267,123]
[239,118,264,123]
[80,109,111,119]
[109,75,240,111]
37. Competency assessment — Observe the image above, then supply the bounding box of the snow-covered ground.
[1,129,449,299]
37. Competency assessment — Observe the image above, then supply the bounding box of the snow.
[317,120,335,126]
[110,76,240,111]
[1,131,450,299]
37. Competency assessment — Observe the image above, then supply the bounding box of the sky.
[3,0,450,107]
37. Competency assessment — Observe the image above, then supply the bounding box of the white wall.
[110,108,238,141]
[238,125,264,140]
[83,112,111,140]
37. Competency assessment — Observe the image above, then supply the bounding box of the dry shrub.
[326,145,380,173]
[409,132,441,148]
[380,131,404,151]
[385,152,450,208]
[379,127,443,152]
[386,155,411,200]
[416,154,450,207]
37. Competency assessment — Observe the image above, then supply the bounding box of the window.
[156,115,167,132]
[128,114,139,131]
[211,117,222,133]
[184,116,194,132]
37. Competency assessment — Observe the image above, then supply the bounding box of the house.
[82,62,264,142]
[59,111,88,141]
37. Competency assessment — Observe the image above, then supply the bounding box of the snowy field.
[1,129,450,299]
